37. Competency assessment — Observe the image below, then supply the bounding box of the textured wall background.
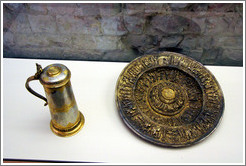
[3,3,243,66]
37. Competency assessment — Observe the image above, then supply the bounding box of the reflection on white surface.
[2,58,244,164]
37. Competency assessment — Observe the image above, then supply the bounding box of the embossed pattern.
[116,52,224,147]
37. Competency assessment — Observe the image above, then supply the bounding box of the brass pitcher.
[25,63,85,137]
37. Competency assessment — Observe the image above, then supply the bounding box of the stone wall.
[3,3,243,66]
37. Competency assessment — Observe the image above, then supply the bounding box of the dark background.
[3,3,243,66]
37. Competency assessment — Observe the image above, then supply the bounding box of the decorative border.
[116,52,224,147]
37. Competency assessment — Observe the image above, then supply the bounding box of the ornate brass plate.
[115,52,224,147]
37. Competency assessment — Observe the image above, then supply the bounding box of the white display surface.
[2,58,244,164]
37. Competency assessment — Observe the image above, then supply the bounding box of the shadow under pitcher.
[25,63,85,137]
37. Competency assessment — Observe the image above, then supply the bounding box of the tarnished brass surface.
[26,63,85,137]
[115,52,224,147]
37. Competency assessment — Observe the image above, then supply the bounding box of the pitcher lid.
[40,63,71,88]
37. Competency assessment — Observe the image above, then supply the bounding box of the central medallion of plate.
[135,67,202,120]
[134,67,203,126]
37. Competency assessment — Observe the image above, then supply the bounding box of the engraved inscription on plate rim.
[115,52,224,147]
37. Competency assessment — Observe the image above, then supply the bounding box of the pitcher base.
[50,111,85,137]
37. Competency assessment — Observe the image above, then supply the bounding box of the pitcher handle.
[25,63,48,106]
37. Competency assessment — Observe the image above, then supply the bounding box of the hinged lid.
[40,64,71,88]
